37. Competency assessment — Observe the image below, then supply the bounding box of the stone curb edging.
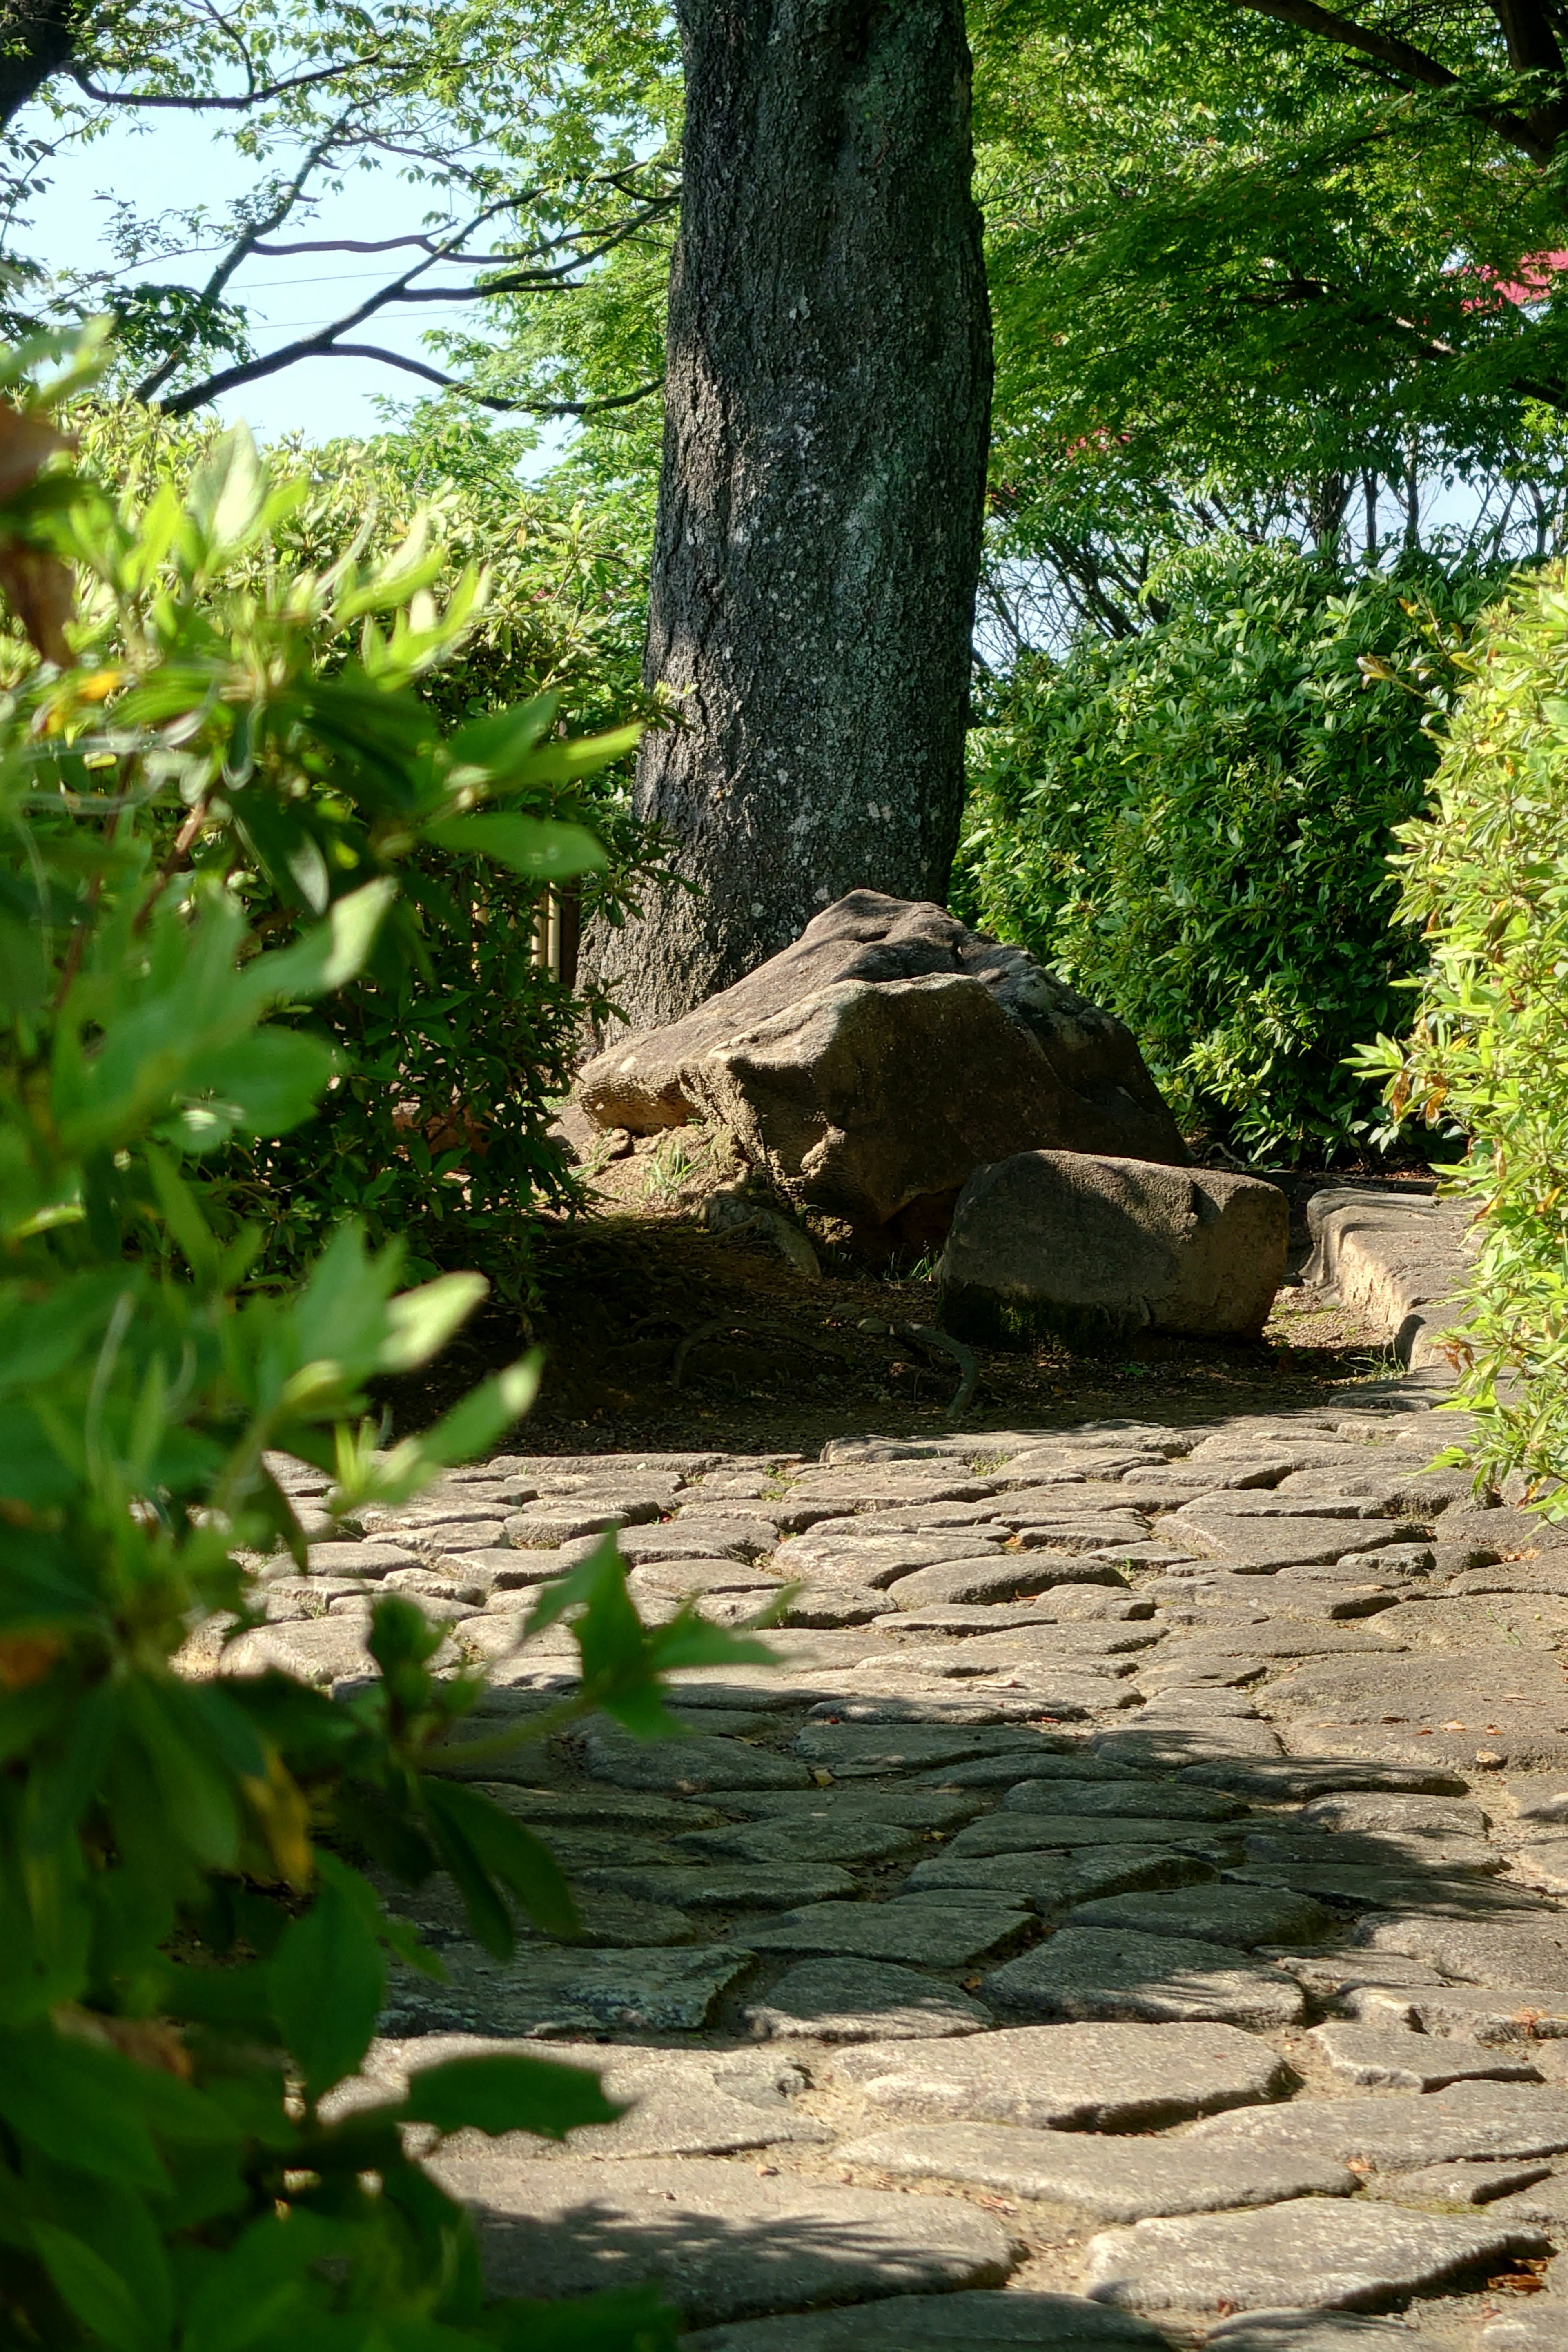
[1304,1185,1476,1368]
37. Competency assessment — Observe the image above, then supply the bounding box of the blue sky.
[17,105,572,464]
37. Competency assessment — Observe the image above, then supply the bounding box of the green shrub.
[0,334,764,2350]
[958,544,1493,1159]
[64,400,675,1299]
[1356,560,1568,1503]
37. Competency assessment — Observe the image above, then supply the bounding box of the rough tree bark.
[591,0,992,1031]
[0,0,85,131]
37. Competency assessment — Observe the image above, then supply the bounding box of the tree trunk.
[0,0,85,131]
[590,0,992,1031]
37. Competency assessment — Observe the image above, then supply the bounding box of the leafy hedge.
[0,332,761,2350]
[1359,560,1568,1501]
[958,544,1494,1159]
[64,400,675,1300]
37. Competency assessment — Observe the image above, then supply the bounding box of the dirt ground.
[383,1144,1434,1454]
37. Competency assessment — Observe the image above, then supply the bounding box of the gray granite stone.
[830,2018,1285,2129]
[1065,1884,1337,1948]
[630,1558,786,1597]
[1355,1915,1568,1989]
[1180,1760,1471,1799]
[679,2290,1170,2350]
[1187,2081,1568,2168]
[1478,2315,1568,2352]
[742,1958,992,2040]
[904,1846,1217,1910]
[837,2120,1354,2220]
[1081,2198,1540,2316]
[878,1596,1156,1632]
[704,1787,983,1829]
[1378,2156,1554,2205]
[886,1557,1126,1608]
[620,1519,780,1562]
[773,1530,1007,1587]
[379,1942,754,2036]
[793,1723,1060,1774]
[945,1814,1243,1859]
[1089,1719,1285,1767]
[578,1862,858,1909]
[673,1818,920,1866]
[745,1897,1030,1966]
[983,1927,1307,2028]
[1306,2021,1544,2090]
[1298,1788,1490,1838]
[1340,1981,1568,2042]
[434,2154,1020,2324]
[1208,2315,1450,2352]
[445,1781,718,1829]
[1239,1829,1499,1878]
[354,2036,829,2158]
[1483,2170,1568,2227]
[1002,1777,1245,1820]
[1163,1510,1404,1570]
[577,1726,811,1791]
[304,1538,421,1576]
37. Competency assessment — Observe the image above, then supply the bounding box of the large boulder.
[938,1151,1288,1345]
[574,893,1185,1235]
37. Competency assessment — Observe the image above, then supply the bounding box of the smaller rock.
[442,2152,1021,2324]
[745,1897,1030,1967]
[673,1819,919,1866]
[1341,1980,1568,2043]
[679,2290,1170,2350]
[829,2018,1286,2129]
[983,1926,1307,2029]
[1063,1885,1338,1949]
[792,1722,1059,1773]
[577,1725,811,1793]
[1307,2021,1543,2091]
[836,2120,1354,2221]
[938,1151,1287,1344]
[1208,2316,1448,2352]
[578,1862,857,1910]
[883,1556,1125,1608]
[904,1846,1216,1910]
[743,1959,991,2041]
[1082,2198,1544,2316]
[1379,2156,1554,2205]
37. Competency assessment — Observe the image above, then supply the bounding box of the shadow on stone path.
[238,1371,1568,2350]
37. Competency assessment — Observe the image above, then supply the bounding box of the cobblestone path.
[247,1373,1568,2350]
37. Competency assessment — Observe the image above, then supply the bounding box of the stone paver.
[836,2120,1356,2218]
[431,2154,1020,2325]
[249,1365,1568,2348]
[1081,2197,1539,2315]
[680,2292,1170,2348]
[827,2018,1285,2127]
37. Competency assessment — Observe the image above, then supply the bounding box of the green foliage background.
[0,341,766,2351]
[957,544,1497,1158]
[66,401,674,1301]
[1359,561,1568,1499]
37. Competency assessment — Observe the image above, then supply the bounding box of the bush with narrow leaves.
[1356,559,1568,1507]
[0,330,768,2352]
[958,543,1494,1159]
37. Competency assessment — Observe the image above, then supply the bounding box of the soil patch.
[377,1160,1426,1452]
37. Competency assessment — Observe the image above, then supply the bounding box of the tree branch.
[0,0,88,131]
[164,330,664,419]
[71,51,385,111]
[1225,0,1555,158]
